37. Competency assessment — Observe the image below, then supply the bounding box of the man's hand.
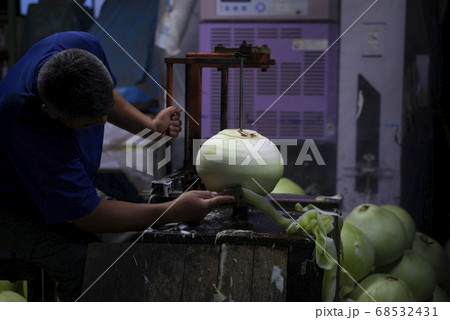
[167,190,235,223]
[153,106,182,137]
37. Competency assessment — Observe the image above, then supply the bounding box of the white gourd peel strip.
[237,178,377,302]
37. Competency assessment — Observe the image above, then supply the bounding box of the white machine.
[337,0,431,219]
[199,0,340,196]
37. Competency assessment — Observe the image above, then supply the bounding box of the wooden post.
[165,62,173,108]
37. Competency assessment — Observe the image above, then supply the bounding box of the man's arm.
[72,190,234,233]
[72,199,170,233]
[107,89,182,137]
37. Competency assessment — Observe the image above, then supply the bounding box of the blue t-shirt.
[0,31,117,224]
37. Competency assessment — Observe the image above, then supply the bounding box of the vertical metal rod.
[184,63,191,169]
[165,62,174,175]
[239,56,244,131]
[220,66,229,131]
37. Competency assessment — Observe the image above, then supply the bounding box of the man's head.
[37,48,114,129]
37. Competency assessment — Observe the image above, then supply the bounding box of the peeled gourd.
[196,129,284,195]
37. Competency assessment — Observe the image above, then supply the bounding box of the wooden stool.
[0,249,57,302]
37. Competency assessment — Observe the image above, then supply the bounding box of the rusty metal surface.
[163,44,275,175]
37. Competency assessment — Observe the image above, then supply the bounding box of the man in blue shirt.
[0,31,233,301]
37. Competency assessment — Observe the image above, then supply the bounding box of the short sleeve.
[8,122,100,224]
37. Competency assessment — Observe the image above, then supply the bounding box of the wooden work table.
[80,195,341,302]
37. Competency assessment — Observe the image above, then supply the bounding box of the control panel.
[200,0,338,21]
[216,0,308,16]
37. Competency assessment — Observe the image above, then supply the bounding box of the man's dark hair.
[37,48,114,120]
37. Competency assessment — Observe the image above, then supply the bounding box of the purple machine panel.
[199,23,339,142]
